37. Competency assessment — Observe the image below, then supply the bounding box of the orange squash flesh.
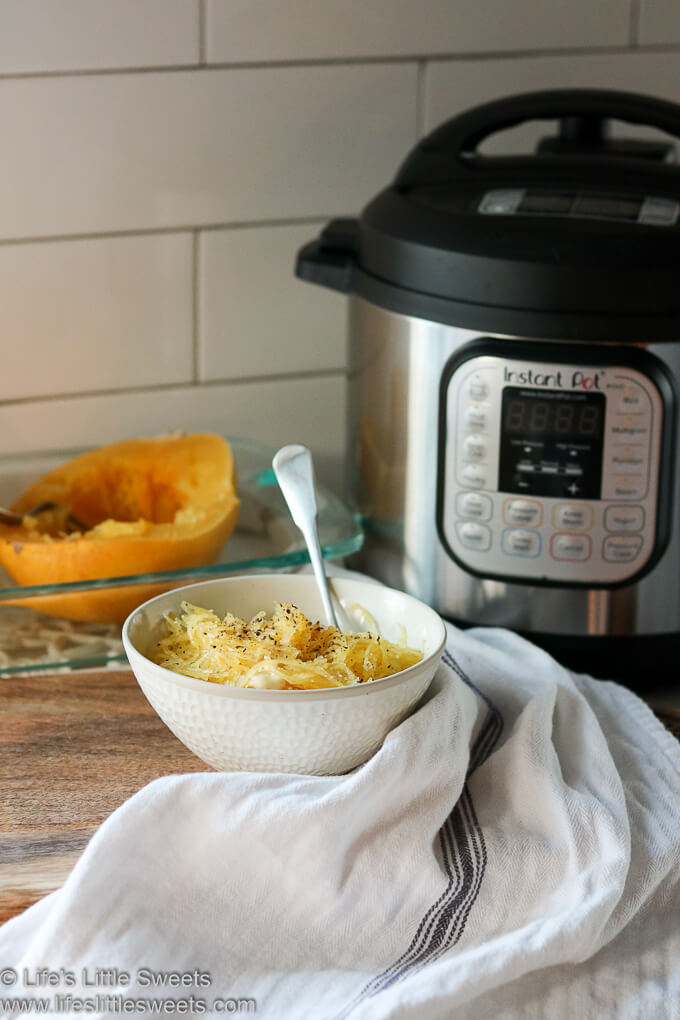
[0,433,240,624]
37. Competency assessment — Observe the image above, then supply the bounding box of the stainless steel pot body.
[347,296,680,638]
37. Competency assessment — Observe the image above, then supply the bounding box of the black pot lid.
[297,89,680,341]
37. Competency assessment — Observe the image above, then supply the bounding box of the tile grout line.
[1,43,679,81]
[0,217,338,249]
[192,231,201,385]
[416,59,427,139]
[0,370,348,411]
[629,0,641,47]
[198,0,207,65]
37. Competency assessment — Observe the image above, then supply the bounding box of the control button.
[610,417,649,442]
[478,189,524,215]
[608,446,646,474]
[456,521,492,551]
[564,480,583,497]
[467,374,490,401]
[461,464,488,489]
[638,197,679,226]
[465,404,490,431]
[553,503,593,530]
[603,535,643,563]
[616,387,646,415]
[551,533,592,561]
[456,491,493,521]
[503,499,542,527]
[604,505,645,533]
[605,476,646,501]
[463,434,487,461]
[502,529,541,557]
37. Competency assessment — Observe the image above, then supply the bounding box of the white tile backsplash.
[0,65,417,242]
[0,1,678,489]
[0,376,347,492]
[0,0,199,74]
[199,223,347,382]
[638,0,680,44]
[205,0,631,62]
[0,233,193,401]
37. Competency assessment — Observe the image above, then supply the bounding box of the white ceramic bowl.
[122,574,446,775]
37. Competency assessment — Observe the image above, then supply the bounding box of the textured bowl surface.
[122,574,447,775]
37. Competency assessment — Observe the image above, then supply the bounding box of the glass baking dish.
[0,437,363,675]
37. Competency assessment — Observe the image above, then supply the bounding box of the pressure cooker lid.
[297,89,680,340]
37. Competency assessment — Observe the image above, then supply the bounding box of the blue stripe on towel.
[331,653,503,1019]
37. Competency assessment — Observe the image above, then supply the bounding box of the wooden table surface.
[0,669,211,925]
[1,668,678,928]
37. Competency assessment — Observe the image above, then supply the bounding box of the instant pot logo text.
[503,367,603,389]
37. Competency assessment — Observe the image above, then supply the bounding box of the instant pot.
[297,89,680,684]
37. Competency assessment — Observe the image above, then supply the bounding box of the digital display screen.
[499,387,605,498]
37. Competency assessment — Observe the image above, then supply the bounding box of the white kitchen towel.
[1,624,679,1019]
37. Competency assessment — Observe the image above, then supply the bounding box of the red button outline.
[550,531,592,562]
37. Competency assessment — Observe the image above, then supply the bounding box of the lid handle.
[395,88,680,186]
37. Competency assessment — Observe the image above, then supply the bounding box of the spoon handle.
[272,444,340,630]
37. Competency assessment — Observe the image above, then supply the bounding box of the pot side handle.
[295,218,359,293]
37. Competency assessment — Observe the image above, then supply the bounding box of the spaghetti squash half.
[0,433,240,623]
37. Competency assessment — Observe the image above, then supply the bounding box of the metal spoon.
[0,500,86,530]
[272,444,340,629]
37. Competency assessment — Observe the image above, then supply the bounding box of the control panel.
[437,343,669,586]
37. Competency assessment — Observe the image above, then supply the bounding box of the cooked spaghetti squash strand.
[152,600,422,690]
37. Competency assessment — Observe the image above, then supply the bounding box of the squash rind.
[0,434,240,623]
